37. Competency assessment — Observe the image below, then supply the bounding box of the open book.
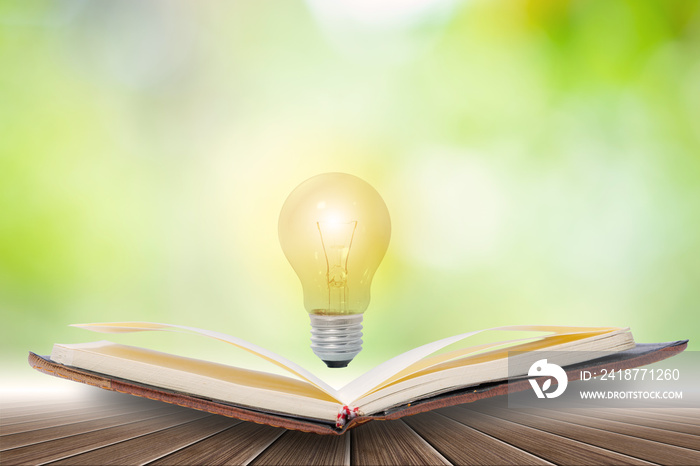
[29,323,687,434]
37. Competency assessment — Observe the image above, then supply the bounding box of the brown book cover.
[28,340,687,435]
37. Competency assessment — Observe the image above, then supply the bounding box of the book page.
[51,341,342,422]
[353,329,634,415]
[71,322,342,402]
[338,325,619,403]
[73,322,622,406]
[362,328,627,399]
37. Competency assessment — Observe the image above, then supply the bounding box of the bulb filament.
[317,221,357,314]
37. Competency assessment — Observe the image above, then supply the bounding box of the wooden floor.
[2,392,698,465]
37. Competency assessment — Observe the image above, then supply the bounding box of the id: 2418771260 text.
[580,368,680,381]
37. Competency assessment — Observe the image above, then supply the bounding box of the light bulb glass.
[278,173,391,368]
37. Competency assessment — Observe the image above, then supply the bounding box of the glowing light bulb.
[278,173,391,368]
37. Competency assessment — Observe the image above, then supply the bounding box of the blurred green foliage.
[1,0,699,382]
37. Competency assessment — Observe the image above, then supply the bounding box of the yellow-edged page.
[71,322,342,402]
[353,328,634,415]
[339,325,621,403]
[364,326,622,396]
[51,341,342,422]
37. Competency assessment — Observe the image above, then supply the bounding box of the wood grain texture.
[1,410,206,465]
[49,415,238,465]
[0,406,163,436]
[580,409,700,436]
[351,419,451,466]
[149,422,284,466]
[439,407,655,465]
[250,430,349,466]
[0,402,86,422]
[403,411,553,465]
[0,394,157,427]
[0,406,173,451]
[2,391,699,466]
[0,406,175,450]
[497,407,700,451]
[465,405,700,465]
[621,408,700,427]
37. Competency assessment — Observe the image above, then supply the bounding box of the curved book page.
[360,327,624,398]
[72,322,621,405]
[338,325,619,403]
[71,322,342,401]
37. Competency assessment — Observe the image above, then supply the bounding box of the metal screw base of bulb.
[309,314,363,368]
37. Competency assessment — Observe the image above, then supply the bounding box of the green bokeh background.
[1,0,699,386]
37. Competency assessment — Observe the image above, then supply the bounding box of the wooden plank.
[463,406,700,465]
[148,422,284,466]
[1,404,167,436]
[440,407,654,465]
[2,408,91,429]
[49,415,237,465]
[636,408,700,415]
[0,393,134,414]
[1,399,52,409]
[2,406,117,430]
[578,409,700,436]
[0,406,176,450]
[599,409,700,427]
[0,410,207,465]
[1,402,87,421]
[504,407,700,451]
[0,399,75,411]
[403,411,553,465]
[352,419,451,466]
[1,394,154,425]
[249,429,348,466]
